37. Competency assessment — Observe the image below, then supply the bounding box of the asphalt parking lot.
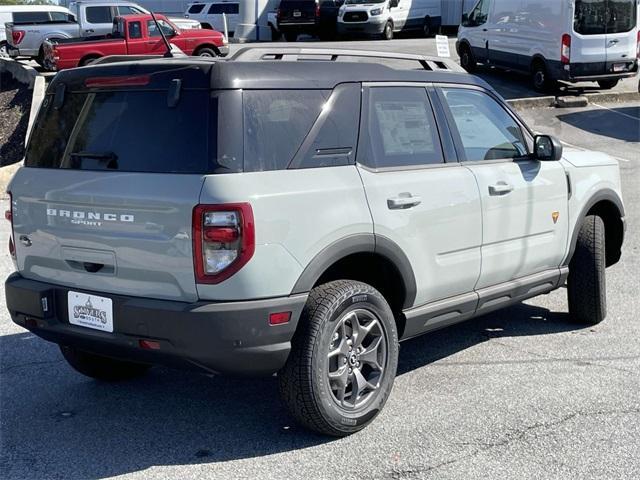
[0,93,638,478]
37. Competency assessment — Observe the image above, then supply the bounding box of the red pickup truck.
[44,14,228,71]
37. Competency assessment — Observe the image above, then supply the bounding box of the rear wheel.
[531,59,557,93]
[0,41,9,58]
[279,280,399,436]
[195,47,217,58]
[567,215,607,325]
[597,79,619,90]
[60,346,151,381]
[284,32,298,42]
[422,17,432,37]
[382,21,394,40]
[79,55,100,67]
[459,43,477,73]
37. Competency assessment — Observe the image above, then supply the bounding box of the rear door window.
[26,90,212,173]
[360,87,443,169]
[188,4,206,13]
[574,0,637,35]
[208,3,240,14]
[86,6,113,24]
[243,90,329,171]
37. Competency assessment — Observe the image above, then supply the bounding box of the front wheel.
[0,41,9,58]
[195,47,218,58]
[459,43,477,73]
[597,79,619,90]
[279,280,399,436]
[567,215,607,325]
[382,21,394,40]
[60,346,151,381]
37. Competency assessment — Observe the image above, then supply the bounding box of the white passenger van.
[457,0,639,91]
[337,0,441,40]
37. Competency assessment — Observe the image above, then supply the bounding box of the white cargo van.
[457,0,639,91]
[337,0,441,40]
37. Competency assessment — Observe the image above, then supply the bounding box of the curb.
[0,58,38,88]
[508,90,640,110]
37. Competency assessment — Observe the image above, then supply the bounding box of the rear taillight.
[561,34,571,64]
[85,75,150,88]
[315,3,320,17]
[276,8,281,20]
[6,192,15,259]
[192,203,255,284]
[12,30,25,45]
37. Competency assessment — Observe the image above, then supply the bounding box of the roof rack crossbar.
[228,47,464,73]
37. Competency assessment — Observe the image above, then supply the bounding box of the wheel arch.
[193,43,221,56]
[565,189,625,268]
[530,54,547,71]
[78,53,102,67]
[291,234,417,334]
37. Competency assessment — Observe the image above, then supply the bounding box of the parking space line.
[592,103,640,122]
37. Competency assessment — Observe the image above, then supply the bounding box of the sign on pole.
[436,35,451,58]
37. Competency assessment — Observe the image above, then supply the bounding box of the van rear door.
[603,0,638,73]
[8,72,216,303]
[572,0,608,74]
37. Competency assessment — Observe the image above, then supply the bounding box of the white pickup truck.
[5,0,200,65]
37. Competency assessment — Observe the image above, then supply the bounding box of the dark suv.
[277,0,343,41]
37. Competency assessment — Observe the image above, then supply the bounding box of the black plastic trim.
[563,189,625,267]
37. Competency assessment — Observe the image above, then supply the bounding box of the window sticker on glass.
[374,101,435,156]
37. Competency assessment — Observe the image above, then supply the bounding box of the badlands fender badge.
[552,211,560,224]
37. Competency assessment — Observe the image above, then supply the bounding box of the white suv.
[185,1,238,34]
[5,48,625,437]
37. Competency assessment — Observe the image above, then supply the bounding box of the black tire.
[195,47,218,58]
[531,60,557,93]
[422,17,432,37]
[284,32,298,42]
[459,43,477,73]
[567,215,607,325]
[79,55,100,67]
[0,41,9,58]
[279,280,399,437]
[270,25,282,41]
[60,345,151,381]
[597,79,619,90]
[382,21,394,40]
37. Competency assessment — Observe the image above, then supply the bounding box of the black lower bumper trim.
[5,273,307,376]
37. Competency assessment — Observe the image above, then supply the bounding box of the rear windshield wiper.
[69,151,118,161]
[68,151,119,170]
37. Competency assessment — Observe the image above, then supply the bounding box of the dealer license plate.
[293,10,301,17]
[68,291,113,333]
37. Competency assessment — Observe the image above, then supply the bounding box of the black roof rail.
[228,46,464,73]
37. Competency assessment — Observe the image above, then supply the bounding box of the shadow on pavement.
[0,302,587,479]
[557,107,640,143]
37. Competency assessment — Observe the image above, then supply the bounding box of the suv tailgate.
[8,77,211,303]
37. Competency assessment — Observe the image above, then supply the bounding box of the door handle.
[85,29,94,34]
[387,193,422,210]
[609,39,619,44]
[488,182,514,196]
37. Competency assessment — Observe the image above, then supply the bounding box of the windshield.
[344,0,386,4]
[574,0,637,35]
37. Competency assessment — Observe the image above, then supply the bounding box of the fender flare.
[563,188,625,266]
[291,234,417,309]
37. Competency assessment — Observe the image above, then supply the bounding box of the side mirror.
[461,13,469,26]
[389,0,399,8]
[534,135,563,161]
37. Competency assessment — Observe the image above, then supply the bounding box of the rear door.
[604,0,638,72]
[8,77,213,303]
[356,84,482,311]
[572,0,609,74]
[463,0,491,62]
[82,5,116,36]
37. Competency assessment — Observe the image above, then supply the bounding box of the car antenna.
[150,12,173,58]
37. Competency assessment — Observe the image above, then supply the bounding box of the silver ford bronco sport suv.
[5,47,625,436]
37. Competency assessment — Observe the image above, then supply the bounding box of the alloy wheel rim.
[326,308,388,410]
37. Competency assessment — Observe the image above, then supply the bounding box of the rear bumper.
[5,273,307,376]
[551,60,639,82]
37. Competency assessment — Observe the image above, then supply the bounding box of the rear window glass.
[207,3,240,14]
[574,0,637,35]
[12,11,51,24]
[243,90,329,172]
[26,90,211,173]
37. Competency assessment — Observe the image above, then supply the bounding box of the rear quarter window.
[188,4,206,13]
[12,11,52,24]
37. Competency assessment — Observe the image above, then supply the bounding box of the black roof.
[50,51,494,93]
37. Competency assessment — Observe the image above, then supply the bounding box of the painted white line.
[592,102,640,121]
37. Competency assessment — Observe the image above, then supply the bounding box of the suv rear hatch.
[8,63,223,303]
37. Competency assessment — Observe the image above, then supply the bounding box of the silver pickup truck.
[5,0,200,65]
